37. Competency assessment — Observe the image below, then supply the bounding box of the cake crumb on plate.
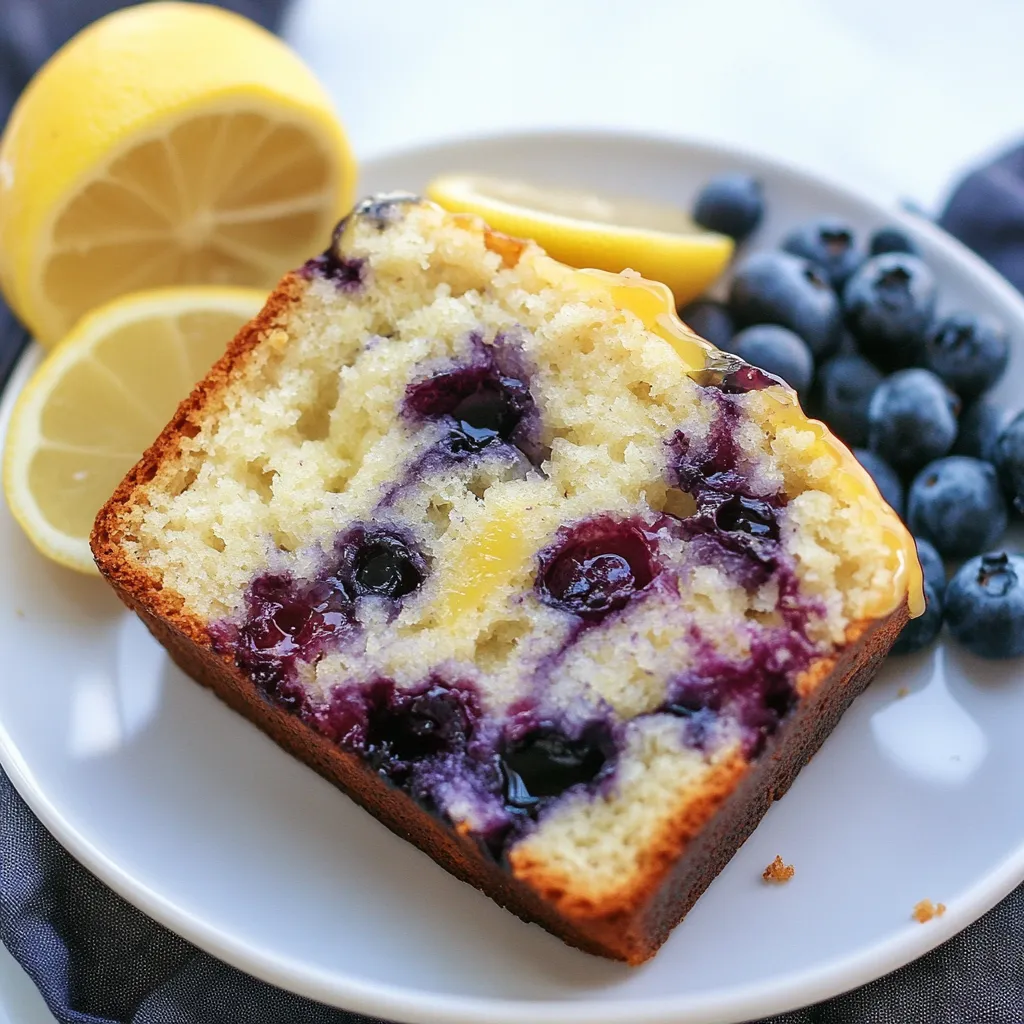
[912,899,946,922]
[763,855,795,883]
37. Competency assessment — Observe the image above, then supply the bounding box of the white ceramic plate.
[3,131,1024,1024]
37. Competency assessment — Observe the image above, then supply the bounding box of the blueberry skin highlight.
[907,456,1008,559]
[692,173,764,242]
[921,312,1009,401]
[678,299,735,352]
[728,251,842,360]
[781,218,865,289]
[953,398,1012,464]
[730,324,814,399]
[993,410,1024,514]
[866,369,959,475]
[812,354,884,448]
[945,552,1024,659]
[914,537,947,595]
[843,253,937,370]
[869,226,918,257]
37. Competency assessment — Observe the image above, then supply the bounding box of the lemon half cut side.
[0,2,356,346]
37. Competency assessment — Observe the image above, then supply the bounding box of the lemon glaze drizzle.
[570,267,924,620]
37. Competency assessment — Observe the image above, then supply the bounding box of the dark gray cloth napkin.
[3,4,1024,1022]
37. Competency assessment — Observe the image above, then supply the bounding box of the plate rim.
[3,127,1024,1024]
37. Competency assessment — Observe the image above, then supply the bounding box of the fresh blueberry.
[869,226,918,257]
[854,448,905,517]
[994,411,1024,514]
[945,552,1024,658]
[730,324,813,398]
[678,299,735,351]
[914,537,947,594]
[953,398,1013,463]
[692,173,763,242]
[812,354,884,447]
[501,724,610,801]
[866,369,959,474]
[781,218,865,289]
[907,456,1008,559]
[890,581,943,655]
[921,312,1010,401]
[843,254,937,370]
[728,251,842,360]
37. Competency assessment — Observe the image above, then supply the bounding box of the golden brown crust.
[91,273,910,964]
[91,273,308,633]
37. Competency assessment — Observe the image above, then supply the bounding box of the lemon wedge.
[0,2,355,347]
[3,286,264,574]
[425,174,734,306]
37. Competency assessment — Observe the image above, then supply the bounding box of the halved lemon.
[0,2,355,347]
[3,286,265,574]
[425,174,734,306]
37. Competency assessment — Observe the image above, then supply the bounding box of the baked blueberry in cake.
[92,195,923,963]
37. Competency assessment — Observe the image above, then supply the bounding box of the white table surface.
[3,0,1024,1018]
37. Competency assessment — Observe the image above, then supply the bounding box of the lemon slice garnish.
[426,173,733,306]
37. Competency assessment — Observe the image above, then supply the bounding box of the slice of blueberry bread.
[92,195,923,963]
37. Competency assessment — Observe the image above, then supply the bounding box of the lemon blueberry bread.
[92,195,923,963]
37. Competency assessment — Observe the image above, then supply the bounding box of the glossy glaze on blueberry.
[310,678,619,856]
[214,573,353,702]
[711,494,780,540]
[213,525,426,702]
[689,353,782,396]
[501,722,614,802]
[537,517,659,618]
[404,335,542,463]
[329,524,427,603]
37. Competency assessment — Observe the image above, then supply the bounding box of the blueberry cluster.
[687,173,1024,660]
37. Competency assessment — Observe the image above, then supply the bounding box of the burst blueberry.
[501,724,611,802]
[537,518,658,618]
